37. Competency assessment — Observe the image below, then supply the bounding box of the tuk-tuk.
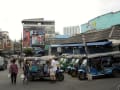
[70,55,83,77]
[24,56,64,81]
[66,57,75,74]
[78,51,120,80]
[59,55,73,72]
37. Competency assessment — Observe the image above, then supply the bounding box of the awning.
[87,41,112,46]
[50,41,112,47]
[51,44,82,47]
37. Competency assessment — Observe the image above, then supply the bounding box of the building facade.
[63,26,80,36]
[81,11,120,33]
[0,31,11,51]
[49,25,120,55]
[21,18,55,49]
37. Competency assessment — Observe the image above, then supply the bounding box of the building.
[49,25,120,55]
[21,18,55,50]
[0,30,12,55]
[0,31,11,50]
[81,11,120,33]
[53,35,70,40]
[63,26,80,36]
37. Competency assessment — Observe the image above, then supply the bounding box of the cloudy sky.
[0,0,120,40]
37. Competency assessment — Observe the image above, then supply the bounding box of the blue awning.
[50,41,112,47]
[50,44,82,47]
[87,41,112,46]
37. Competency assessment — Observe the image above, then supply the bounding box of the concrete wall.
[81,11,120,33]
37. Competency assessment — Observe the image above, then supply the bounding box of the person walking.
[9,59,18,85]
[23,60,30,83]
[18,57,22,68]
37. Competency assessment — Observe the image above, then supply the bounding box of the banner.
[23,30,30,47]
[32,35,44,45]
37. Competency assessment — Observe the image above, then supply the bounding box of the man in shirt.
[50,57,58,81]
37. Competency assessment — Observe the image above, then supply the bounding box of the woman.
[9,59,18,85]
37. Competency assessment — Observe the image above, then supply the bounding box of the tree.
[23,48,33,56]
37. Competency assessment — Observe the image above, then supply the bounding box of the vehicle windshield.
[60,58,64,62]
[80,59,87,68]
[63,58,67,63]
[75,59,79,64]
[71,58,75,63]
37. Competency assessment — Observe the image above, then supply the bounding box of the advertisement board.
[23,27,45,47]
[23,30,30,47]
[32,35,45,45]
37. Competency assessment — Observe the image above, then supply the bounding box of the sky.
[0,0,120,40]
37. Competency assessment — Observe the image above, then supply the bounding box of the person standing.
[50,57,58,81]
[18,57,22,68]
[43,61,49,76]
[9,59,18,85]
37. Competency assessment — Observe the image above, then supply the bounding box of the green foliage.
[23,48,33,56]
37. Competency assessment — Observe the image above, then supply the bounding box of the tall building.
[63,26,80,36]
[21,18,55,49]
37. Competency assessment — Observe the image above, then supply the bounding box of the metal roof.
[87,51,120,58]
[50,41,112,47]
[48,25,120,44]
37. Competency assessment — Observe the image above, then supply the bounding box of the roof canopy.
[50,41,112,47]
[48,25,120,44]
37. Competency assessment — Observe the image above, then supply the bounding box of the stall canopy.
[50,41,112,47]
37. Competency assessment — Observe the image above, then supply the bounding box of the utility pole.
[82,35,90,74]
[82,35,88,57]
[20,32,23,55]
[14,39,16,54]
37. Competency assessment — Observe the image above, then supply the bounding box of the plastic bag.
[8,74,11,78]
[20,74,25,80]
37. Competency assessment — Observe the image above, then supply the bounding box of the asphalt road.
[0,69,120,90]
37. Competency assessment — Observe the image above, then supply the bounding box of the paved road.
[0,69,120,90]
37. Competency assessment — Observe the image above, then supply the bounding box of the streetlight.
[20,32,23,55]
